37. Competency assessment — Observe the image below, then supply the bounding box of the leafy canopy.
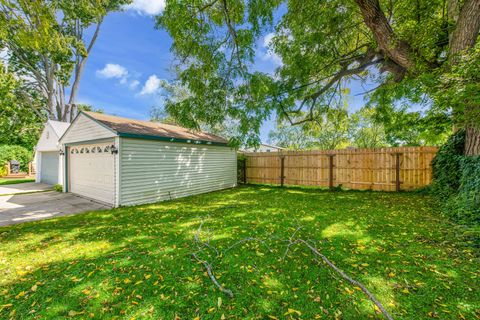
[0,0,130,122]
[157,0,479,147]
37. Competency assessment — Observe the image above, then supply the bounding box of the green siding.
[119,138,237,206]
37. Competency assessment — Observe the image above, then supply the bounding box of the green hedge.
[0,145,33,172]
[445,157,480,225]
[431,130,480,227]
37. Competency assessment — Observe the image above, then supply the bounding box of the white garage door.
[68,142,115,205]
[40,151,59,185]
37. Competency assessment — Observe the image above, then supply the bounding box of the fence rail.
[242,146,438,191]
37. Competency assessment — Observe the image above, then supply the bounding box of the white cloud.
[96,63,128,80]
[262,33,283,66]
[263,33,275,48]
[125,0,165,15]
[140,75,164,95]
[129,80,140,90]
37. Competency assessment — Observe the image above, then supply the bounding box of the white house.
[35,120,70,185]
[243,143,286,152]
[58,111,237,207]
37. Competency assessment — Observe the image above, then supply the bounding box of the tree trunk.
[68,20,103,108]
[465,127,480,156]
[449,0,480,59]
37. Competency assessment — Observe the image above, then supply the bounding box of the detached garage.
[35,120,70,185]
[59,111,237,207]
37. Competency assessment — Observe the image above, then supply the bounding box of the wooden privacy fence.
[242,146,438,191]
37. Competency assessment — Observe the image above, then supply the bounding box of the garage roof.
[83,112,228,145]
[48,120,70,138]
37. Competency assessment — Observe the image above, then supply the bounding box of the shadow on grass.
[0,185,478,319]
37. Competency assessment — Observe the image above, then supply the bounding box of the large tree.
[157,0,480,154]
[0,0,129,122]
[0,62,43,149]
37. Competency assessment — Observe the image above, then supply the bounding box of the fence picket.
[243,147,438,191]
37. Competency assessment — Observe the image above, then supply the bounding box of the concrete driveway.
[0,185,110,226]
[0,182,52,195]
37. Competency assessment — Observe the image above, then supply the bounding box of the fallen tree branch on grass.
[223,237,272,254]
[286,238,394,320]
[189,220,394,319]
[191,252,234,298]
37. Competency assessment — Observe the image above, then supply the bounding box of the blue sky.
[77,1,372,142]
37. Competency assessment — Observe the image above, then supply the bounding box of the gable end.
[60,113,117,144]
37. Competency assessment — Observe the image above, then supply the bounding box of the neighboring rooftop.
[242,143,286,152]
[83,111,228,145]
[48,120,70,138]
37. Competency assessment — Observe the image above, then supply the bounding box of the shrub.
[445,157,480,225]
[54,184,63,192]
[0,145,33,172]
[431,130,479,227]
[237,153,247,183]
[0,165,6,177]
[430,129,465,197]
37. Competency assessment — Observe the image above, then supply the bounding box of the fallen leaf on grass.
[284,308,301,316]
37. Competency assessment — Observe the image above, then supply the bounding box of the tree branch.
[221,0,243,70]
[68,18,104,106]
[354,0,415,72]
[308,58,382,101]
[291,239,394,320]
[191,253,234,298]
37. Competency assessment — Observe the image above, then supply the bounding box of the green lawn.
[0,178,35,185]
[0,186,478,319]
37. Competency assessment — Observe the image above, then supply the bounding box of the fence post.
[328,154,335,190]
[280,156,285,187]
[395,153,402,192]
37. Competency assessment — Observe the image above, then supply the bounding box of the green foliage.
[236,153,246,183]
[431,130,479,226]
[77,104,104,114]
[445,157,480,225]
[156,0,472,146]
[0,165,6,177]
[0,145,33,171]
[0,0,129,121]
[54,184,63,192]
[269,105,351,150]
[431,130,465,197]
[0,186,478,319]
[269,106,389,150]
[0,62,44,149]
[434,42,480,128]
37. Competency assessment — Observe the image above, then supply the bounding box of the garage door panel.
[40,152,59,185]
[69,142,115,205]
